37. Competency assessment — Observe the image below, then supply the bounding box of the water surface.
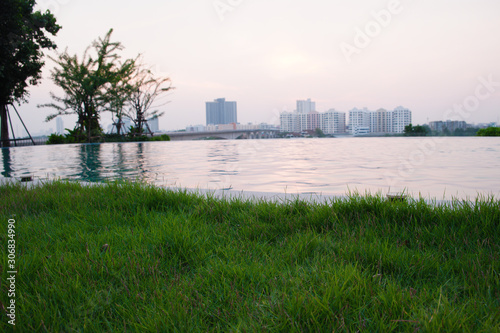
[1,137,499,199]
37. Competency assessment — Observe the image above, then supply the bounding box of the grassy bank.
[0,181,499,332]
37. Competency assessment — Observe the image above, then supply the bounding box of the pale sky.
[11,0,500,135]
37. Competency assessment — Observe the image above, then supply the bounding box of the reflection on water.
[207,142,240,189]
[1,138,499,199]
[1,149,13,178]
[77,144,102,180]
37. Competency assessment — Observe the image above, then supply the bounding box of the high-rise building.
[279,109,346,134]
[206,98,237,126]
[297,99,316,114]
[349,106,411,135]
[280,111,298,133]
[280,104,410,135]
[429,120,467,133]
[391,106,412,133]
[56,117,64,134]
[349,108,371,134]
[322,109,346,134]
[371,108,390,133]
[307,111,322,132]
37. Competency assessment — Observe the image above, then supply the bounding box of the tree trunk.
[115,116,122,136]
[0,103,10,147]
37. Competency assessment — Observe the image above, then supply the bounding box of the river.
[1,137,499,200]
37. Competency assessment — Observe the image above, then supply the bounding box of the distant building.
[349,108,371,134]
[56,117,64,135]
[371,108,390,133]
[280,103,410,135]
[112,118,133,134]
[429,120,467,133]
[349,106,412,135]
[322,109,346,134]
[391,106,412,133]
[279,109,346,135]
[297,99,316,114]
[217,123,237,131]
[476,122,497,129]
[147,117,159,133]
[186,125,205,132]
[206,98,237,126]
[429,121,444,132]
[280,111,299,133]
[352,126,370,136]
[308,111,322,132]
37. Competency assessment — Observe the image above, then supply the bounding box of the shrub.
[150,134,170,141]
[46,133,66,144]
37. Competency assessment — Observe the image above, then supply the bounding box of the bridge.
[166,129,280,141]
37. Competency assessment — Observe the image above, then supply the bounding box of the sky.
[11,0,500,135]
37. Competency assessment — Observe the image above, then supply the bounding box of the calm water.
[1,137,499,199]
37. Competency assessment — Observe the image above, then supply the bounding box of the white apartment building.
[370,109,390,133]
[349,106,412,135]
[297,99,316,114]
[349,108,371,134]
[280,111,299,133]
[298,112,309,132]
[322,109,346,134]
[279,109,346,135]
[391,106,412,133]
[280,102,410,135]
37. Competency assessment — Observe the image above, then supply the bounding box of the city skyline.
[7,0,500,136]
[280,101,412,135]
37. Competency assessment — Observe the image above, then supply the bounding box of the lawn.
[0,181,498,332]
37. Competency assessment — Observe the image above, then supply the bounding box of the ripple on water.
[1,138,499,199]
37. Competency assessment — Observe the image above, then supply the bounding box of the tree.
[0,0,61,147]
[403,124,413,136]
[41,29,136,142]
[314,128,326,137]
[105,79,132,135]
[404,124,428,136]
[477,127,500,137]
[103,65,139,136]
[124,67,172,136]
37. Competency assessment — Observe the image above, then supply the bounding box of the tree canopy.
[0,0,61,146]
[41,29,137,142]
[124,67,172,136]
[42,30,173,142]
[404,124,429,137]
[476,127,500,137]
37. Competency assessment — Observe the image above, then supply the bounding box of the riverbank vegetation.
[46,132,170,144]
[0,181,498,331]
[477,126,500,137]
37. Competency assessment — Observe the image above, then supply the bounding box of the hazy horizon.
[8,0,500,135]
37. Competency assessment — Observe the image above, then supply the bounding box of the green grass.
[0,181,499,332]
